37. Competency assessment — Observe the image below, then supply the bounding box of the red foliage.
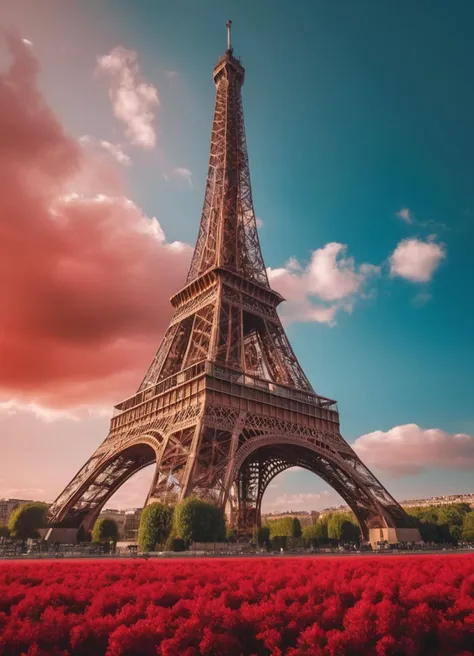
[0,555,473,655]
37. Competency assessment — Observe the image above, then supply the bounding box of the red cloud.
[0,32,191,409]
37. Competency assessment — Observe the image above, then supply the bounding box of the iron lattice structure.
[48,25,417,541]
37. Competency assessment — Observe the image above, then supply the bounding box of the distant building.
[262,510,320,527]
[0,498,34,526]
[99,507,143,541]
[400,493,474,510]
[264,493,474,522]
[124,508,142,541]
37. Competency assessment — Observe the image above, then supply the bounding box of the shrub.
[254,526,270,545]
[406,503,473,544]
[170,537,186,552]
[226,527,236,542]
[138,503,174,551]
[173,497,226,542]
[270,535,287,551]
[302,523,324,546]
[327,512,360,542]
[267,516,303,538]
[462,511,474,542]
[8,502,48,539]
[92,518,119,544]
[0,525,11,538]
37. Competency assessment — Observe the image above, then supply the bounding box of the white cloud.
[165,70,178,80]
[172,167,193,187]
[79,136,131,166]
[395,208,446,231]
[268,243,379,325]
[412,290,432,306]
[0,487,45,500]
[396,208,413,224]
[0,399,113,423]
[0,400,77,422]
[96,47,159,149]
[353,424,474,476]
[389,237,446,283]
[256,216,264,228]
[22,38,33,47]
[263,491,333,512]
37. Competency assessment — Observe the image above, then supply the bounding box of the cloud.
[389,237,446,283]
[352,424,474,476]
[263,491,333,512]
[79,135,131,166]
[0,400,77,423]
[412,290,432,306]
[0,32,192,410]
[172,167,193,187]
[0,487,45,500]
[396,208,413,224]
[256,216,263,228]
[268,243,379,325]
[96,46,159,149]
[21,38,32,47]
[165,70,178,80]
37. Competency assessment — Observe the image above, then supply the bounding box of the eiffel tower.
[47,22,420,546]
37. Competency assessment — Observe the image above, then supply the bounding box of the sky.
[0,0,473,514]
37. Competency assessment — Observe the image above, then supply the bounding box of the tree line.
[2,500,474,550]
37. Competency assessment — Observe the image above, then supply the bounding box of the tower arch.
[230,435,408,540]
[48,435,162,532]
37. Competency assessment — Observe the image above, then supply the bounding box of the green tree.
[137,503,174,551]
[0,525,10,538]
[173,497,226,542]
[328,513,360,543]
[292,517,302,538]
[170,537,186,552]
[461,511,474,542]
[226,527,236,542]
[267,516,302,538]
[302,524,319,546]
[254,526,270,545]
[8,502,48,539]
[302,521,328,546]
[92,518,119,544]
[405,503,473,544]
[270,535,287,551]
[437,504,468,527]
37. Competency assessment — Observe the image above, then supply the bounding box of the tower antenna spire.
[226,19,232,52]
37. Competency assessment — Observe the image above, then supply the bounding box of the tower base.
[369,527,421,549]
[40,528,79,545]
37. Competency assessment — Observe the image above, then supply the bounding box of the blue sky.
[1,0,473,511]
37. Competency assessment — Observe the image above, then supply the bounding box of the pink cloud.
[396,208,413,224]
[268,243,379,325]
[0,32,191,409]
[389,237,446,283]
[96,46,159,149]
[352,424,474,476]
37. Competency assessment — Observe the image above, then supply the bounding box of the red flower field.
[0,555,473,656]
